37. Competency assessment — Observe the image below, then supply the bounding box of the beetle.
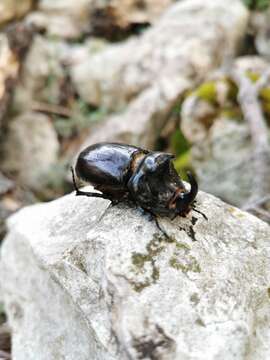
[71,142,198,219]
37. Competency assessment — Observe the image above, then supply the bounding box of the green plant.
[243,0,270,10]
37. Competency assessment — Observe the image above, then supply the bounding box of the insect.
[71,142,199,219]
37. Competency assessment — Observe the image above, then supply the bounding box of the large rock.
[0,23,34,132]
[89,0,174,35]
[26,0,93,39]
[1,112,59,188]
[0,0,33,25]
[1,188,270,359]
[181,56,270,207]
[73,0,249,148]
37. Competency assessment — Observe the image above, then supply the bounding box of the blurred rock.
[0,23,34,132]
[1,188,270,359]
[1,112,59,188]
[72,0,249,110]
[0,34,18,129]
[0,173,14,196]
[89,0,173,39]
[84,76,191,148]
[250,9,270,59]
[181,56,270,207]
[26,0,93,39]
[13,35,71,113]
[0,0,33,25]
[72,0,249,148]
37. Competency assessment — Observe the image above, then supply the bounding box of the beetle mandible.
[71,142,198,219]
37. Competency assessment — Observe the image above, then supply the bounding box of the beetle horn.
[182,171,198,205]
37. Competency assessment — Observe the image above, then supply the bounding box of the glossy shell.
[76,143,147,196]
[74,142,198,217]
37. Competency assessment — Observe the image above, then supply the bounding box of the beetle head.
[143,153,175,173]
[174,172,198,215]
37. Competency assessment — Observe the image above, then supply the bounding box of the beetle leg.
[191,203,208,220]
[70,166,112,201]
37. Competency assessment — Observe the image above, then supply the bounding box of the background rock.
[1,188,270,359]
[0,0,33,26]
[72,0,249,149]
[1,112,59,188]
[181,56,270,207]
[27,0,93,39]
[0,23,34,133]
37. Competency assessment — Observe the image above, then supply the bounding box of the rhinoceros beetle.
[71,142,199,219]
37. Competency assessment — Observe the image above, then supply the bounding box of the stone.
[250,9,270,59]
[1,187,270,359]
[12,35,71,113]
[26,0,93,39]
[90,0,173,30]
[0,23,34,132]
[72,0,249,148]
[1,112,59,188]
[0,0,33,25]
[181,56,270,207]
[71,0,249,110]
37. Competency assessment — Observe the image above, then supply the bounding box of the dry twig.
[231,68,270,215]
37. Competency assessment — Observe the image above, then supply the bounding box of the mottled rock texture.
[181,56,270,207]
[0,0,33,25]
[73,0,249,149]
[1,187,270,360]
[1,112,59,188]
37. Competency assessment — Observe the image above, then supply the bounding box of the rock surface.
[181,56,270,207]
[73,0,249,148]
[0,0,33,25]
[27,0,93,39]
[1,188,270,360]
[1,112,59,188]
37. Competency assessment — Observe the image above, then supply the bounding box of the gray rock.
[1,112,59,188]
[71,0,249,110]
[26,0,93,39]
[13,35,70,113]
[1,187,270,360]
[89,0,174,30]
[73,0,249,148]
[0,0,33,25]
[181,56,270,207]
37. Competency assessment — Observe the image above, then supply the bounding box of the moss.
[170,129,190,157]
[195,82,217,103]
[242,0,270,11]
[260,87,270,102]
[173,151,191,175]
[131,234,173,292]
[169,256,201,273]
[245,71,260,83]
[219,107,242,120]
[131,233,199,291]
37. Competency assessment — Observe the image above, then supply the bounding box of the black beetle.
[71,142,198,219]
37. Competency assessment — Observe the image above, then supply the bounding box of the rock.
[0,0,33,25]
[1,187,270,359]
[72,0,248,148]
[26,0,93,39]
[12,35,71,113]
[71,0,249,110]
[181,56,270,207]
[250,9,270,59]
[1,112,59,188]
[89,0,173,38]
[83,76,191,148]
[0,23,34,132]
